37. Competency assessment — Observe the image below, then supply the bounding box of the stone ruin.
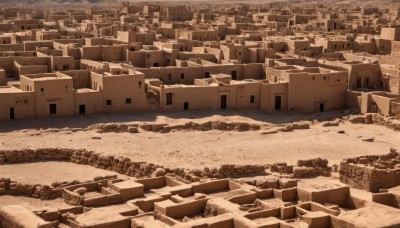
[2,169,400,228]
[85,120,310,134]
[348,114,400,131]
[339,149,400,192]
[2,148,400,227]
[269,158,331,178]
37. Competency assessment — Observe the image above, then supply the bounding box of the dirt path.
[1,111,398,169]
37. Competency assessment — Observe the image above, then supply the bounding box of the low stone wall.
[339,151,400,192]
[348,113,400,131]
[87,121,263,134]
[0,148,72,164]
[0,178,59,199]
[0,148,270,199]
[202,165,267,179]
[0,175,117,200]
[269,158,330,178]
[294,158,330,178]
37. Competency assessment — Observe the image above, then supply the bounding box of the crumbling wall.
[269,158,331,178]
[348,113,400,130]
[340,151,400,192]
[0,148,269,193]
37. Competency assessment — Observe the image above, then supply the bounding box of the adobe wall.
[260,82,288,111]
[0,68,5,86]
[161,86,219,111]
[288,71,347,112]
[0,44,24,52]
[73,91,103,115]
[23,41,53,51]
[339,151,400,192]
[345,90,361,110]
[30,75,75,118]
[243,63,265,80]
[19,65,48,76]
[51,56,75,71]
[102,45,123,62]
[138,66,203,85]
[102,73,148,113]
[219,82,261,110]
[62,70,91,89]
[0,57,15,75]
[178,52,217,62]
[0,90,36,121]
[80,46,102,61]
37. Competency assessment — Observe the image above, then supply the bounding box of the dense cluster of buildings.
[1,2,400,121]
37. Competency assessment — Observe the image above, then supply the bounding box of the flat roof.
[0,85,23,93]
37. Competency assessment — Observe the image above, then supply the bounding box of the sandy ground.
[0,195,66,208]
[1,111,399,169]
[0,161,123,185]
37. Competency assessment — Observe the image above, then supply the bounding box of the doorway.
[221,95,227,109]
[319,103,325,112]
[79,105,86,115]
[49,104,57,115]
[274,96,282,110]
[9,108,14,120]
[356,78,362,89]
[184,102,189,110]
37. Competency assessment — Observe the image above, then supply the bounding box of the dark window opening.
[106,100,112,106]
[250,95,255,103]
[49,104,57,114]
[153,63,159,67]
[168,74,172,81]
[166,93,173,105]
[205,72,210,78]
[184,102,189,110]
[126,98,132,104]
[275,96,282,110]
[9,107,15,120]
[79,105,85,115]
[231,71,237,80]
[138,81,142,88]
[181,73,185,80]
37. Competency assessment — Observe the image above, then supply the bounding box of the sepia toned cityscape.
[1,0,400,227]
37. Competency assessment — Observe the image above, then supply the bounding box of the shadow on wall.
[0,110,348,132]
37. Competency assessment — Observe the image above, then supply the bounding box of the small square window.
[126,98,132,104]
[106,100,112,106]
